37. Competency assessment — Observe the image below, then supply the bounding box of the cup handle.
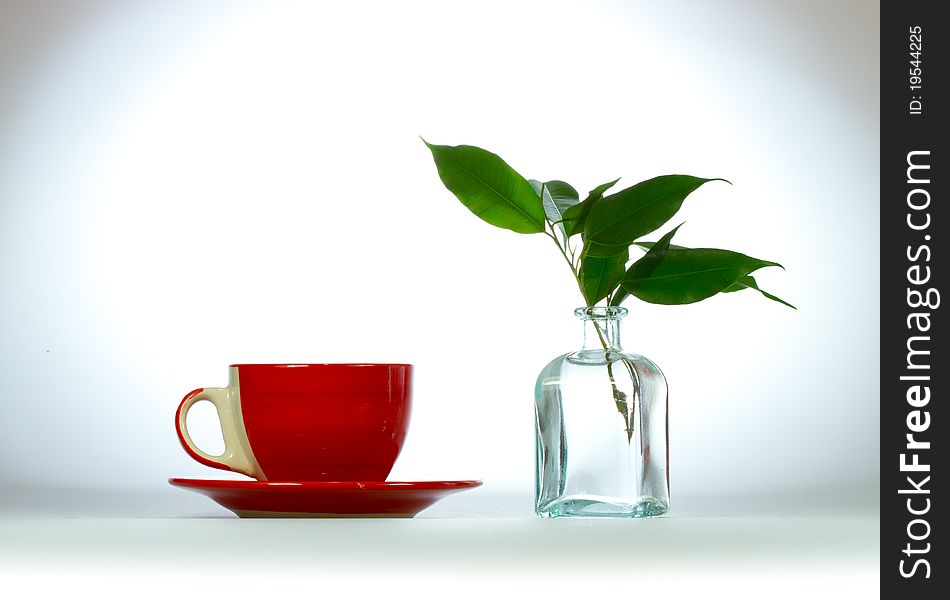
[175,387,262,478]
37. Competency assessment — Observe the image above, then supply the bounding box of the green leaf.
[561,178,621,237]
[580,247,628,306]
[621,247,782,305]
[612,224,683,305]
[722,275,755,293]
[424,141,546,234]
[723,276,797,309]
[529,179,579,241]
[615,224,684,304]
[637,241,795,309]
[584,175,726,249]
[608,286,629,307]
[634,241,688,251]
[531,180,579,221]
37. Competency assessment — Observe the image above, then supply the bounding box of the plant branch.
[544,229,586,298]
[546,223,634,440]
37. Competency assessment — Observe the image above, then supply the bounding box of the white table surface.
[0,484,879,598]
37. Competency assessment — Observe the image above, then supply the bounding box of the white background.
[1,0,878,509]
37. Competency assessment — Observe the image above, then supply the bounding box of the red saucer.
[169,478,482,518]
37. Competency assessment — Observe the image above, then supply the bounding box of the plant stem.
[595,321,635,441]
[544,225,635,440]
[544,229,583,289]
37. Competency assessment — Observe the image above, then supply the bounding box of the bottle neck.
[574,307,627,353]
[580,318,623,352]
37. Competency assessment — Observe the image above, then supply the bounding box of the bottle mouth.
[574,306,628,320]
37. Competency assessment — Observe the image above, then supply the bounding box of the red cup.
[175,364,412,481]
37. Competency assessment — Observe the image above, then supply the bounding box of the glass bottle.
[535,307,669,518]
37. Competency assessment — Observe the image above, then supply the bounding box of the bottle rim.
[574,306,628,320]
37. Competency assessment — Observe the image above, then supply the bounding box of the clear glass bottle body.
[535,307,669,518]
